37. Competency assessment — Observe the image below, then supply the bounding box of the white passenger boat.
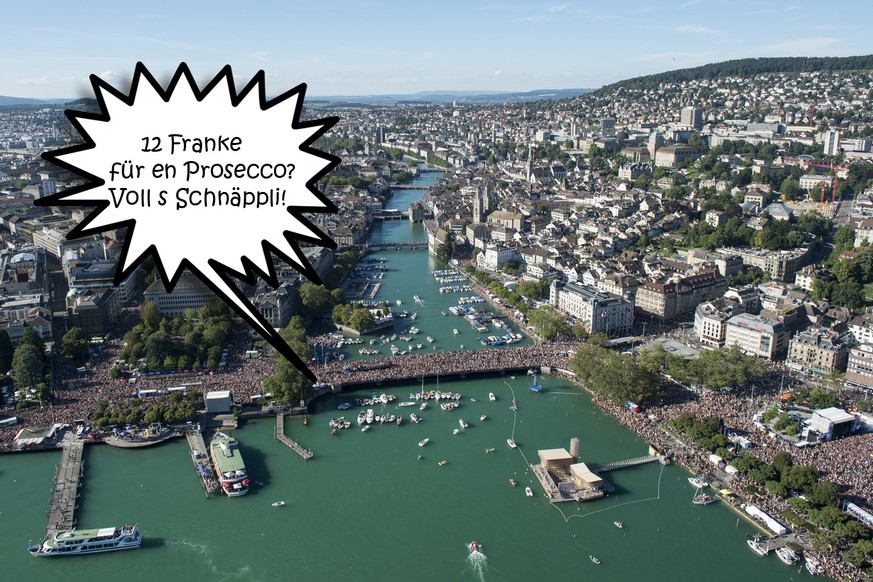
[28,525,142,556]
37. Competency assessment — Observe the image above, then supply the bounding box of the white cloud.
[758,36,841,55]
[15,76,52,86]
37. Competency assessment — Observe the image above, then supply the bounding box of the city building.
[786,328,848,376]
[654,144,699,167]
[724,313,787,360]
[550,281,633,336]
[694,298,742,349]
[66,287,121,336]
[635,270,726,321]
[846,343,873,389]
[142,271,217,317]
[680,106,703,129]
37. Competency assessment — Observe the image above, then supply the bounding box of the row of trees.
[119,301,233,372]
[638,343,768,392]
[332,303,377,332]
[12,327,51,406]
[90,391,202,428]
[262,316,312,403]
[569,341,661,404]
[681,211,830,252]
[813,240,873,310]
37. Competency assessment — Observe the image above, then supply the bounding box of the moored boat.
[103,423,178,448]
[210,432,249,497]
[614,521,623,528]
[525,486,533,497]
[507,438,517,448]
[747,536,769,556]
[692,493,716,505]
[28,525,142,556]
[688,475,709,488]
[480,414,487,421]
[418,438,429,447]
[459,419,469,429]
[509,478,517,486]
[488,392,496,401]
[776,546,799,565]
[805,556,823,575]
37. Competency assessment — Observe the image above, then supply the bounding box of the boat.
[776,546,799,566]
[459,419,469,429]
[366,409,374,424]
[469,540,480,553]
[453,328,459,334]
[438,460,448,466]
[747,536,769,557]
[485,448,495,453]
[509,478,517,486]
[589,555,601,565]
[271,501,286,507]
[688,475,709,488]
[361,425,371,432]
[396,299,402,305]
[453,429,460,435]
[529,373,543,393]
[357,412,366,425]
[507,438,517,448]
[413,295,422,302]
[489,392,496,401]
[210,432,249,497]
[28,525,142,556]
[692,493,716,505]
[103,423,179,448]
[337,402,351,410]
[418,438,429,447]
[419,402,427,410]
[480,414,487,421]
[805,556,823,575]
[525,487,533,497]
[410,413,421,423]
[614,521,623,529]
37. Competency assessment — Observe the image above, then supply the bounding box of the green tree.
[62,327,90,361]
[19,327,45,354]
[348,307,375,331]
[780,177,800,200]
[141,300,162,331]
[299,282,332,315]
[436,239,453,263]
[12,343,44,390]
[263,320,313,403]
[527,305,568,340]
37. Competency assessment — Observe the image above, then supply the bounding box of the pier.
[45,435,84,538]
[186,429,219,496]
[595,455,661,473]
[275,414,314,460]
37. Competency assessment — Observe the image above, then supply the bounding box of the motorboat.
[525,487,533,497]
[692,493,716,505]
[488,392,496,401]
[453,328,460,334]
[438,460,447,466]
[485,448,495,453]
[747,536,769,557]
[453,429,460,435]
[688,475,709,488]
[418,438,429,447]
[337,402,351,410]
[589,555,601,565]
[365,409,374,424]
[614,521,623,529]
[410,413,421,424]
[507,438,517,448]
[459,419,469,429]
[509,478,517,487]
[469,540,480,553]
[776,546,799,566]
[805,556,823,575]
[361,425,371,432]
[398,401,416,407]
[272,501,286,507]
[419,402,427,410]
[480,414,487,421]
[357,412,366,425]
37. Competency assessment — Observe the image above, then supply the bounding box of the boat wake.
[467,549,487,582]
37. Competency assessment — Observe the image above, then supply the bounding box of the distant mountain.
[0,95,76,106]
[309,88,594,105]
[597,55,873,94]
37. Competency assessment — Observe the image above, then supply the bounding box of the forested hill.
[598,55,873,94]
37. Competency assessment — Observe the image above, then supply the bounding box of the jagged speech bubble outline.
[37,63,340,381]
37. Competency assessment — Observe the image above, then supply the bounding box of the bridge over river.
[312,342,580,391]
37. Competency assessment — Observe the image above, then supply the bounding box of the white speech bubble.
[38,63,339,380]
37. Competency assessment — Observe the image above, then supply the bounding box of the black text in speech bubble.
[37,62,339,381]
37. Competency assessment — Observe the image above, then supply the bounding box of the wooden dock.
[275,414,313,460]
[45,436,84,538]
[186,429,219,495]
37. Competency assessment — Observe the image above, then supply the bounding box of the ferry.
[210,433,250,497]
[507,438,517,448]
[28,525,142,556]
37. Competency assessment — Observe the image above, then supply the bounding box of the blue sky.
[5,0,873,99]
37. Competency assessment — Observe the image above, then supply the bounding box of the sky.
[4,0,873,100]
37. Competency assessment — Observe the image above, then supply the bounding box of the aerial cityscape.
[3,3,873,581]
